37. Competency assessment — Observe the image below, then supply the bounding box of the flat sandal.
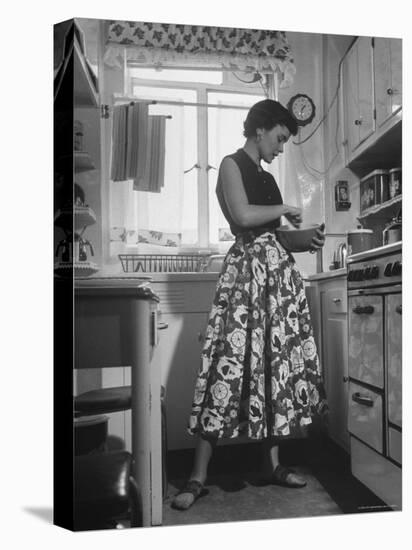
[269,465,307,488]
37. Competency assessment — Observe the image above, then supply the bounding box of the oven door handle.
[352,392,374,407]
[352,305,375,315]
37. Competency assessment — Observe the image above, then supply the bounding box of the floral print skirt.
[188,230,327,440]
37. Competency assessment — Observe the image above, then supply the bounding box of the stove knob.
[370,265,379,279]
[392,261,402,276]
[347,271,354,281]
[363,267,372,280]
[384,262,393,277]
[357,269,364,281]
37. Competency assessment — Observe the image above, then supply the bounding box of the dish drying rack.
[119,254,209,273]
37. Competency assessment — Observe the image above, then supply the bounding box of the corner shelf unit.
[54,205,97,231]
[358,194,402,222]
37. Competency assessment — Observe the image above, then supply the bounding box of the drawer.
[325,288,347,314]
[351,436,402,510]
[348,381,383,453]
[388,427,402,465]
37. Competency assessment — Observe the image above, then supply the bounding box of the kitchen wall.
[321,34,360,269]
[278,32,326,277]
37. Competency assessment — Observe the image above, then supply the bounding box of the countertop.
[347,241,402,263]
[304,268,347,282]
[78,268,221,283]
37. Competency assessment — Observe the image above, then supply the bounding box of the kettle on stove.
[383,209,402,245]
[79,238,94,262]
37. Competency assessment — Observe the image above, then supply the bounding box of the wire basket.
[119,254,208,273]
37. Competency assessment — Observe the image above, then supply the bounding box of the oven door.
[386,292,402,464]
[348,380,383,453]
[348,293,384,389]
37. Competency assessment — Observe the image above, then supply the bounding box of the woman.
[172,99,327,511]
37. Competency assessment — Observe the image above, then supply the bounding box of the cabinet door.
[357,36,375,143]
[160,312,209,450]
[321,286,349,451]
[343,42,360,154]
[343,37,375,155]
[374,37,402,128]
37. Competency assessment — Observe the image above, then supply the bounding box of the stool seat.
[75,385,166,416]
[75,386,132,416]
[74,450,142,529]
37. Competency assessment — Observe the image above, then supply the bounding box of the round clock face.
[287,94,316,126]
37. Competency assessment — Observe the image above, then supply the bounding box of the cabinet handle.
[352,392,374,407]
[157,322,169,330]
[332,298,341,303]
[387,88,393,95]
[343,376,349,383]
[396,305,402,315]
[354,119,362,125]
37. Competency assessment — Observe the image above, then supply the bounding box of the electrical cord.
[292,46,351,177]
[292,52,346,147]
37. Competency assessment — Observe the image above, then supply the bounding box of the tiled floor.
[162,437,393,527]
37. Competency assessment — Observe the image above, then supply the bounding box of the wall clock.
[287,93,316,126]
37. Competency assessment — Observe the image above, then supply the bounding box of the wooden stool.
[74,385,168,498]
[74,415,109,455]
[74,450,142,530]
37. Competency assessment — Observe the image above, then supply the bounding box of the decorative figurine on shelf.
[54,184,98,277]
[335,180,351,211]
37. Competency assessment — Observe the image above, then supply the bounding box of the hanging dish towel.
[134,115,166,193]
[110,102,149,182]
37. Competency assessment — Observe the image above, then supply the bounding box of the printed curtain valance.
[104,21,296,87]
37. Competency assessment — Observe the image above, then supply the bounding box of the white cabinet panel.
[357,36,375,143]
[160,312,209,450]
[374,37,402,128]
[318,275,349,452]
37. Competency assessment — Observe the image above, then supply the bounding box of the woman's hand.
[284,205,303,228]
[309,223,325,253]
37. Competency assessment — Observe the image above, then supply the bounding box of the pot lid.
[346,228,373,234]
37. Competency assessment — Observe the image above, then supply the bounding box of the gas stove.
[347,241,401,289]
[346,240,402,509]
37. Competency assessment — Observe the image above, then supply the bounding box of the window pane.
[207,92,266,248]
[130,67,222,84]
[132,86,198,245]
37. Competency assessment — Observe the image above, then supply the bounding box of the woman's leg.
[263,438,306,487]
[189,434,217,484]
[172,434,217,509]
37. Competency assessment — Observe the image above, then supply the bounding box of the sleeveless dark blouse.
[216,148,283,236]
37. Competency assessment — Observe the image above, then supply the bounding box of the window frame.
[124,64,275,252]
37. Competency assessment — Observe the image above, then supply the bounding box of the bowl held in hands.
[275,224,321,253]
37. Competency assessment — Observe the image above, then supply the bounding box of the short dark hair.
[243,99,298,137]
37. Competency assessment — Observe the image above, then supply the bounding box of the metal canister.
[388,168,402,200]
[347,228,373,256]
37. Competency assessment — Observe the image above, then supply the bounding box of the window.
[114,64,273,252]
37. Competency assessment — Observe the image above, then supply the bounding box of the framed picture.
[335,180,351,211]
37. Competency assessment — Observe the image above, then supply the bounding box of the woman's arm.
[220,157,301,228]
